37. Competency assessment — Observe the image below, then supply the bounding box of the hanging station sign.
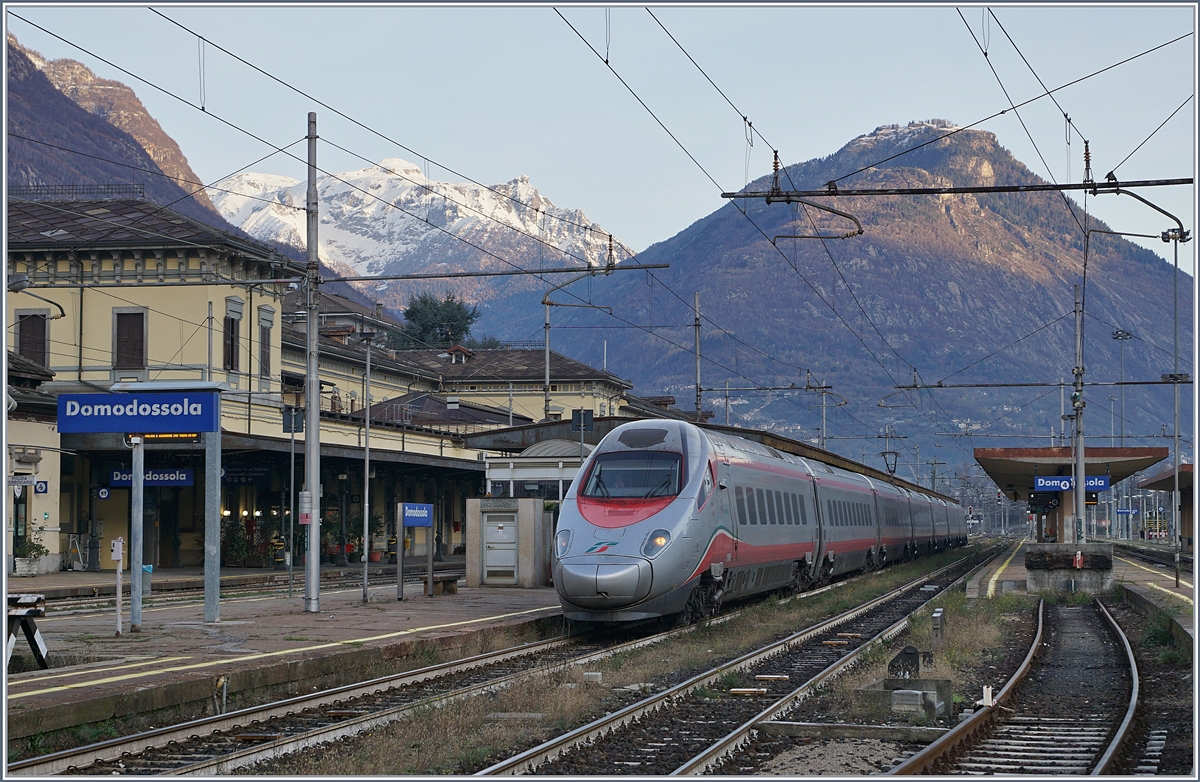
[58,392,220,434]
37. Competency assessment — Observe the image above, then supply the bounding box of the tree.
[388,292,480,350]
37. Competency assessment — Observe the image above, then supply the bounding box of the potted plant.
[221,520,249,567]
[13,526,50,577]
[368,511,386,562]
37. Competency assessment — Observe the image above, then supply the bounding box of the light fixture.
[222,509,231,517]
[254,510,262,517]
[242,510,249,517]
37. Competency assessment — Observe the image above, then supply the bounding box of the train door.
[712,440,736,561]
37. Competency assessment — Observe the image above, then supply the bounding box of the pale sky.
[5,3,1197,275]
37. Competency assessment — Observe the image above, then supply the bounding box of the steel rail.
[7,632,577,776]
[669,551,996,774]
[887,598,1047,775]
[13,573,846,776]
[1090,599,1141,775]
[156,577,862,775]
[476,551,984,776]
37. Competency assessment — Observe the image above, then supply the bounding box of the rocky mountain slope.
[8,34,219,216]
[208,160,621,314]
[474,120,1192,464]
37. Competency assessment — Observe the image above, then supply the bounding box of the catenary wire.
[7,133,306,213]
[1108,94,1194,176]
[639,9,965,460]
[825,30,1192,186]
[146,7,605,238]
[956,7,1086,236]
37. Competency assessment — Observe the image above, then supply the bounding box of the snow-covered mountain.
[208,159,622,306]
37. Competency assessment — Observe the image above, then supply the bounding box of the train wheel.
[675,583,709,626]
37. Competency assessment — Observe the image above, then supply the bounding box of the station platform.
[965,538,1194,641]
[5,560,563,743]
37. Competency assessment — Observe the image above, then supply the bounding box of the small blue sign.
[97,487,111,500]
[401,502,434,528]
[1116,508,1138,515]
[110,468,194,487]
[58,392,220,434]
[1034,475,1110,492]
[34,480,49,495]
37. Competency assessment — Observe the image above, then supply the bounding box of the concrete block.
[583,671,602,684]
[891,689,925,711]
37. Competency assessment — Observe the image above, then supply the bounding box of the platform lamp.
[1111,330,1132,445]
[357,331,378,603]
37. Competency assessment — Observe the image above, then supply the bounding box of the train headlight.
[642,529,672,559]
[555,529,573,558]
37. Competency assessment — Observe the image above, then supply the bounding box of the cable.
[986,9,1088,146]
[1108,94,1194,177]
[640,10,967,457]
[826,30,1193,186]
[7,133,306,213]
[146,8,605,238]
[1084,312,1194,370]
[956,8,1086,237]
[936,313,1073,383]
[318,137,619,269]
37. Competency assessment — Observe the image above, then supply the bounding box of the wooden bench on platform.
[430,573,459,596]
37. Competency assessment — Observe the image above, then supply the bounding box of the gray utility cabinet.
[466,498,552,588]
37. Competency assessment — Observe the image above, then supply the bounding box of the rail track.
[1112,542,1193,575]
[888,598,1138,775]
[476,549,994,775]
[38,569,464,615]
[8,558,881,776]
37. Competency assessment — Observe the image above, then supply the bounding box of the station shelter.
[1138,463,1194,553]
[974,447,1170,543]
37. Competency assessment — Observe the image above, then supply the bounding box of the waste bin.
[141,564,153,598]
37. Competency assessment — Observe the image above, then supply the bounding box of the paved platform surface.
[965,538,1194,640]
[5,561,562,740]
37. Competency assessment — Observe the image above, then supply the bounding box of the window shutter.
[18,314,47,366]
[115,312,145,368]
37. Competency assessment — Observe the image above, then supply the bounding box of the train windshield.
[581,451,683,499]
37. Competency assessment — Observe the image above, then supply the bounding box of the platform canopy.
[974,447,1170,501]
[1139,463,1194,492]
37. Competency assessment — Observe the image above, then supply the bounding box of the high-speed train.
[552,420,966,623]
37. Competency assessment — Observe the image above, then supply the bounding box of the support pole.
[204,424,220,622]
[288,411,295,598]
[544,301,551,422]
[363,336,372,604]
[1072,284,1086,545]
[304,111,322,613]
[1172,233,1181,587]
[130,437,143,632]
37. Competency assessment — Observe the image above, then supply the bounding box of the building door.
[11,488,28,571]
[483,514,518,584]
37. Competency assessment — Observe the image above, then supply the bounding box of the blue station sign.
[1034,475,1111,492]
[58,392,220,434]
[110,468,195,487]
[401,502,434,528]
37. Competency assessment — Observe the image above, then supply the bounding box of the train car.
[553,419,963,623]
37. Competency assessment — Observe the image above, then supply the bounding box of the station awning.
[1139,463,1193,492]
[974,447,1170,501]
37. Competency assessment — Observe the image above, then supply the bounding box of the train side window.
[837,500,844,526]
[735,486,747,525]
[747,488,759,525]
[764,489,777,525]
[795,494,806,524]
[778,491,790,525]
[782,492,794,525]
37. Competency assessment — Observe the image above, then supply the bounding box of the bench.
[7,594,49,670]
[430,573,459,596]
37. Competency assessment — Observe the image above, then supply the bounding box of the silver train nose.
[556,555,652,609]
